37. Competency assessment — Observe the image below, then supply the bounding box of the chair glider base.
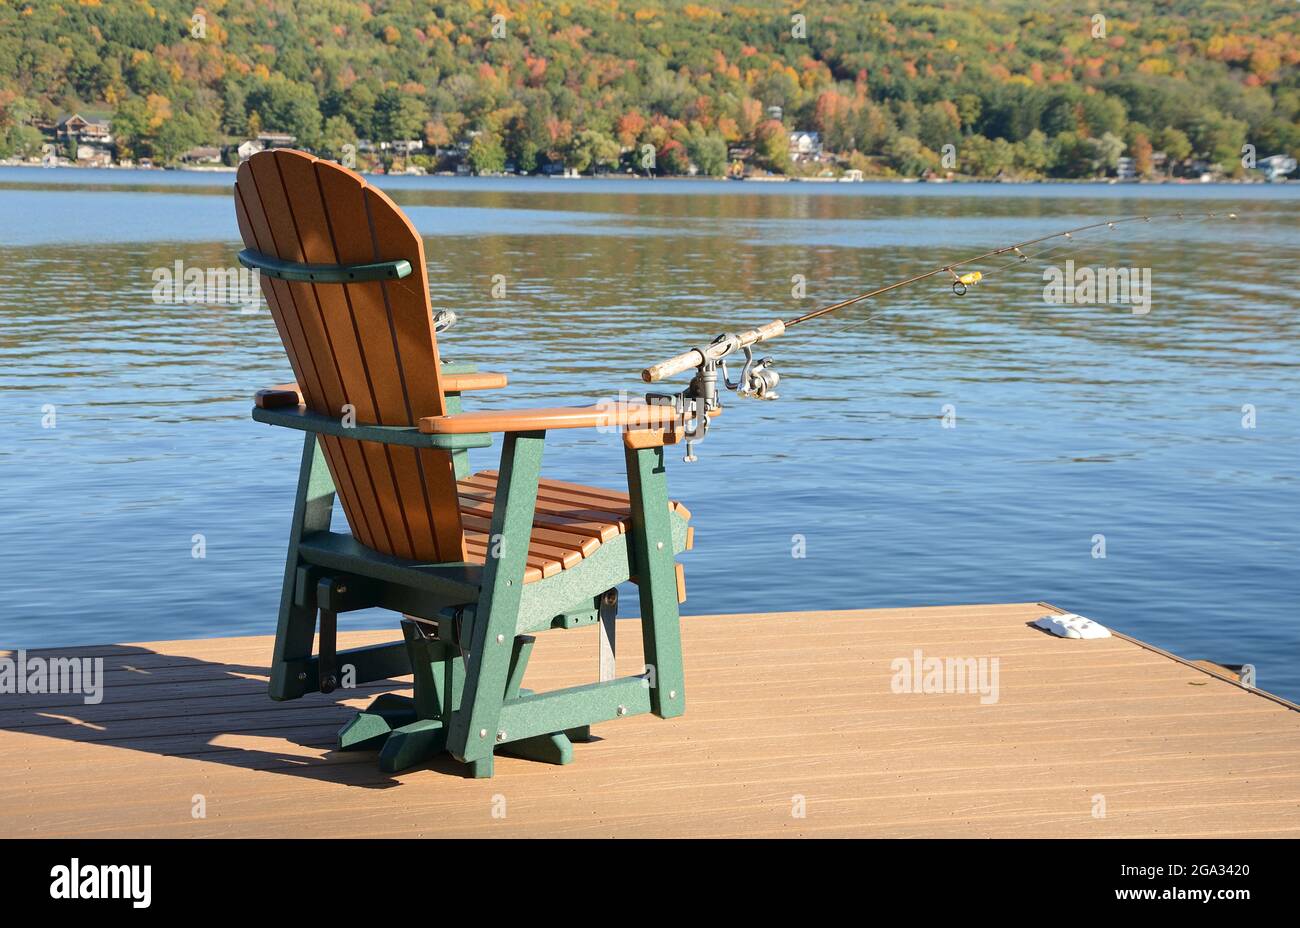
[335,625,641,775]
[337,695,583,776]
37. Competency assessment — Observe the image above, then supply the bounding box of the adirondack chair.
[234,149,692,777]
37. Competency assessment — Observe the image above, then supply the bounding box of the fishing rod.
[641,210,1236,461]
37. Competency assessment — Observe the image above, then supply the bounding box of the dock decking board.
[2,603,1297,838]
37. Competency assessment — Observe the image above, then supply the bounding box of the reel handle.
[642,319,785,383]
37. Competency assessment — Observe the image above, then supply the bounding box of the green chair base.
[338,687,577,775]
[265,418,688,779]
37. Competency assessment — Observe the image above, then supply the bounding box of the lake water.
[2,167,1297,700]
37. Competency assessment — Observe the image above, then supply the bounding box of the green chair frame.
[251,362,689,777]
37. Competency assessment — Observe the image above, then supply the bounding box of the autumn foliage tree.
[0,0,1291,177]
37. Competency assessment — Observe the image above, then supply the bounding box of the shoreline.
[0,159,1284,185]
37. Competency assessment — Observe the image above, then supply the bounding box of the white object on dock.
[1034,613,1112,639]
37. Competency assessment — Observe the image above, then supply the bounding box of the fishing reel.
[646,333,779,462]
[432,309,457,334]
[723,344,780,400]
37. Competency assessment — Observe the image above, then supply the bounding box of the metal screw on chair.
[669,690,677,699]
[479,728,487,738]
[496,633,505,643]
[617,705,628,716]
[496,731,507,743]
[297,672,307,682]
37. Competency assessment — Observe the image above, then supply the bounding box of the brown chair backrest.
[234,149,466,563]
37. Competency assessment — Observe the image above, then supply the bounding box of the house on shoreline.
[35,113,114,165]
[181,146,223,166]
[789,130,823,163]
[236,133,298,162]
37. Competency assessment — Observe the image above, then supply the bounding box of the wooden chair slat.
[362,186,465,564]
[285,151,464,563]
[462,538,546,583]
[456,486,630,531]
[482,470,640,508]
[455,497,618,542]
[464,534,564,578]
[235,161,381,549]
[459,473,634,519]
[271,153,404,553]
[461,513,602,559]
[247,152,386,552]
[235,163,324,410]
[246,154,351,412]
[481,531,584,570]
[309,158,430,561]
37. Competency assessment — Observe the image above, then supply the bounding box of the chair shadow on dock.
[0,640,496,789]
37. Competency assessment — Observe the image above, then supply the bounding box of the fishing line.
[782,232,1099,345]
[637,210,1238,460]
[781,210,1224,348]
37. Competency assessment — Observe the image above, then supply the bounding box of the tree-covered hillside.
[0,0,1295,177]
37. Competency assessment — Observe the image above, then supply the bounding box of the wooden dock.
[3,602,1298,838]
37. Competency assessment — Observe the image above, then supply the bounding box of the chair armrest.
[255,384,303,409]
[443,371,508,392]
[419,401,682,434]
[254,373,504,410]
[252,404,493,449]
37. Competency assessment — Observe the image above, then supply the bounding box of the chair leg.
[339,619,448,766]
[270,434,336,701]
[625,444,686,719]
[498,732,574,765]
[494,640,576,765]
[566,725,593,743]
[340,616,569,775]
[379,719,447,773]
[599,588,617,682]
[338,693,419,751]
[447,431,546,765]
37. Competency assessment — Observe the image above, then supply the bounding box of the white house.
[1256,154,1296,182]
[75,144,112,167]
[788,130,822,162]
[181,146,223,165]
